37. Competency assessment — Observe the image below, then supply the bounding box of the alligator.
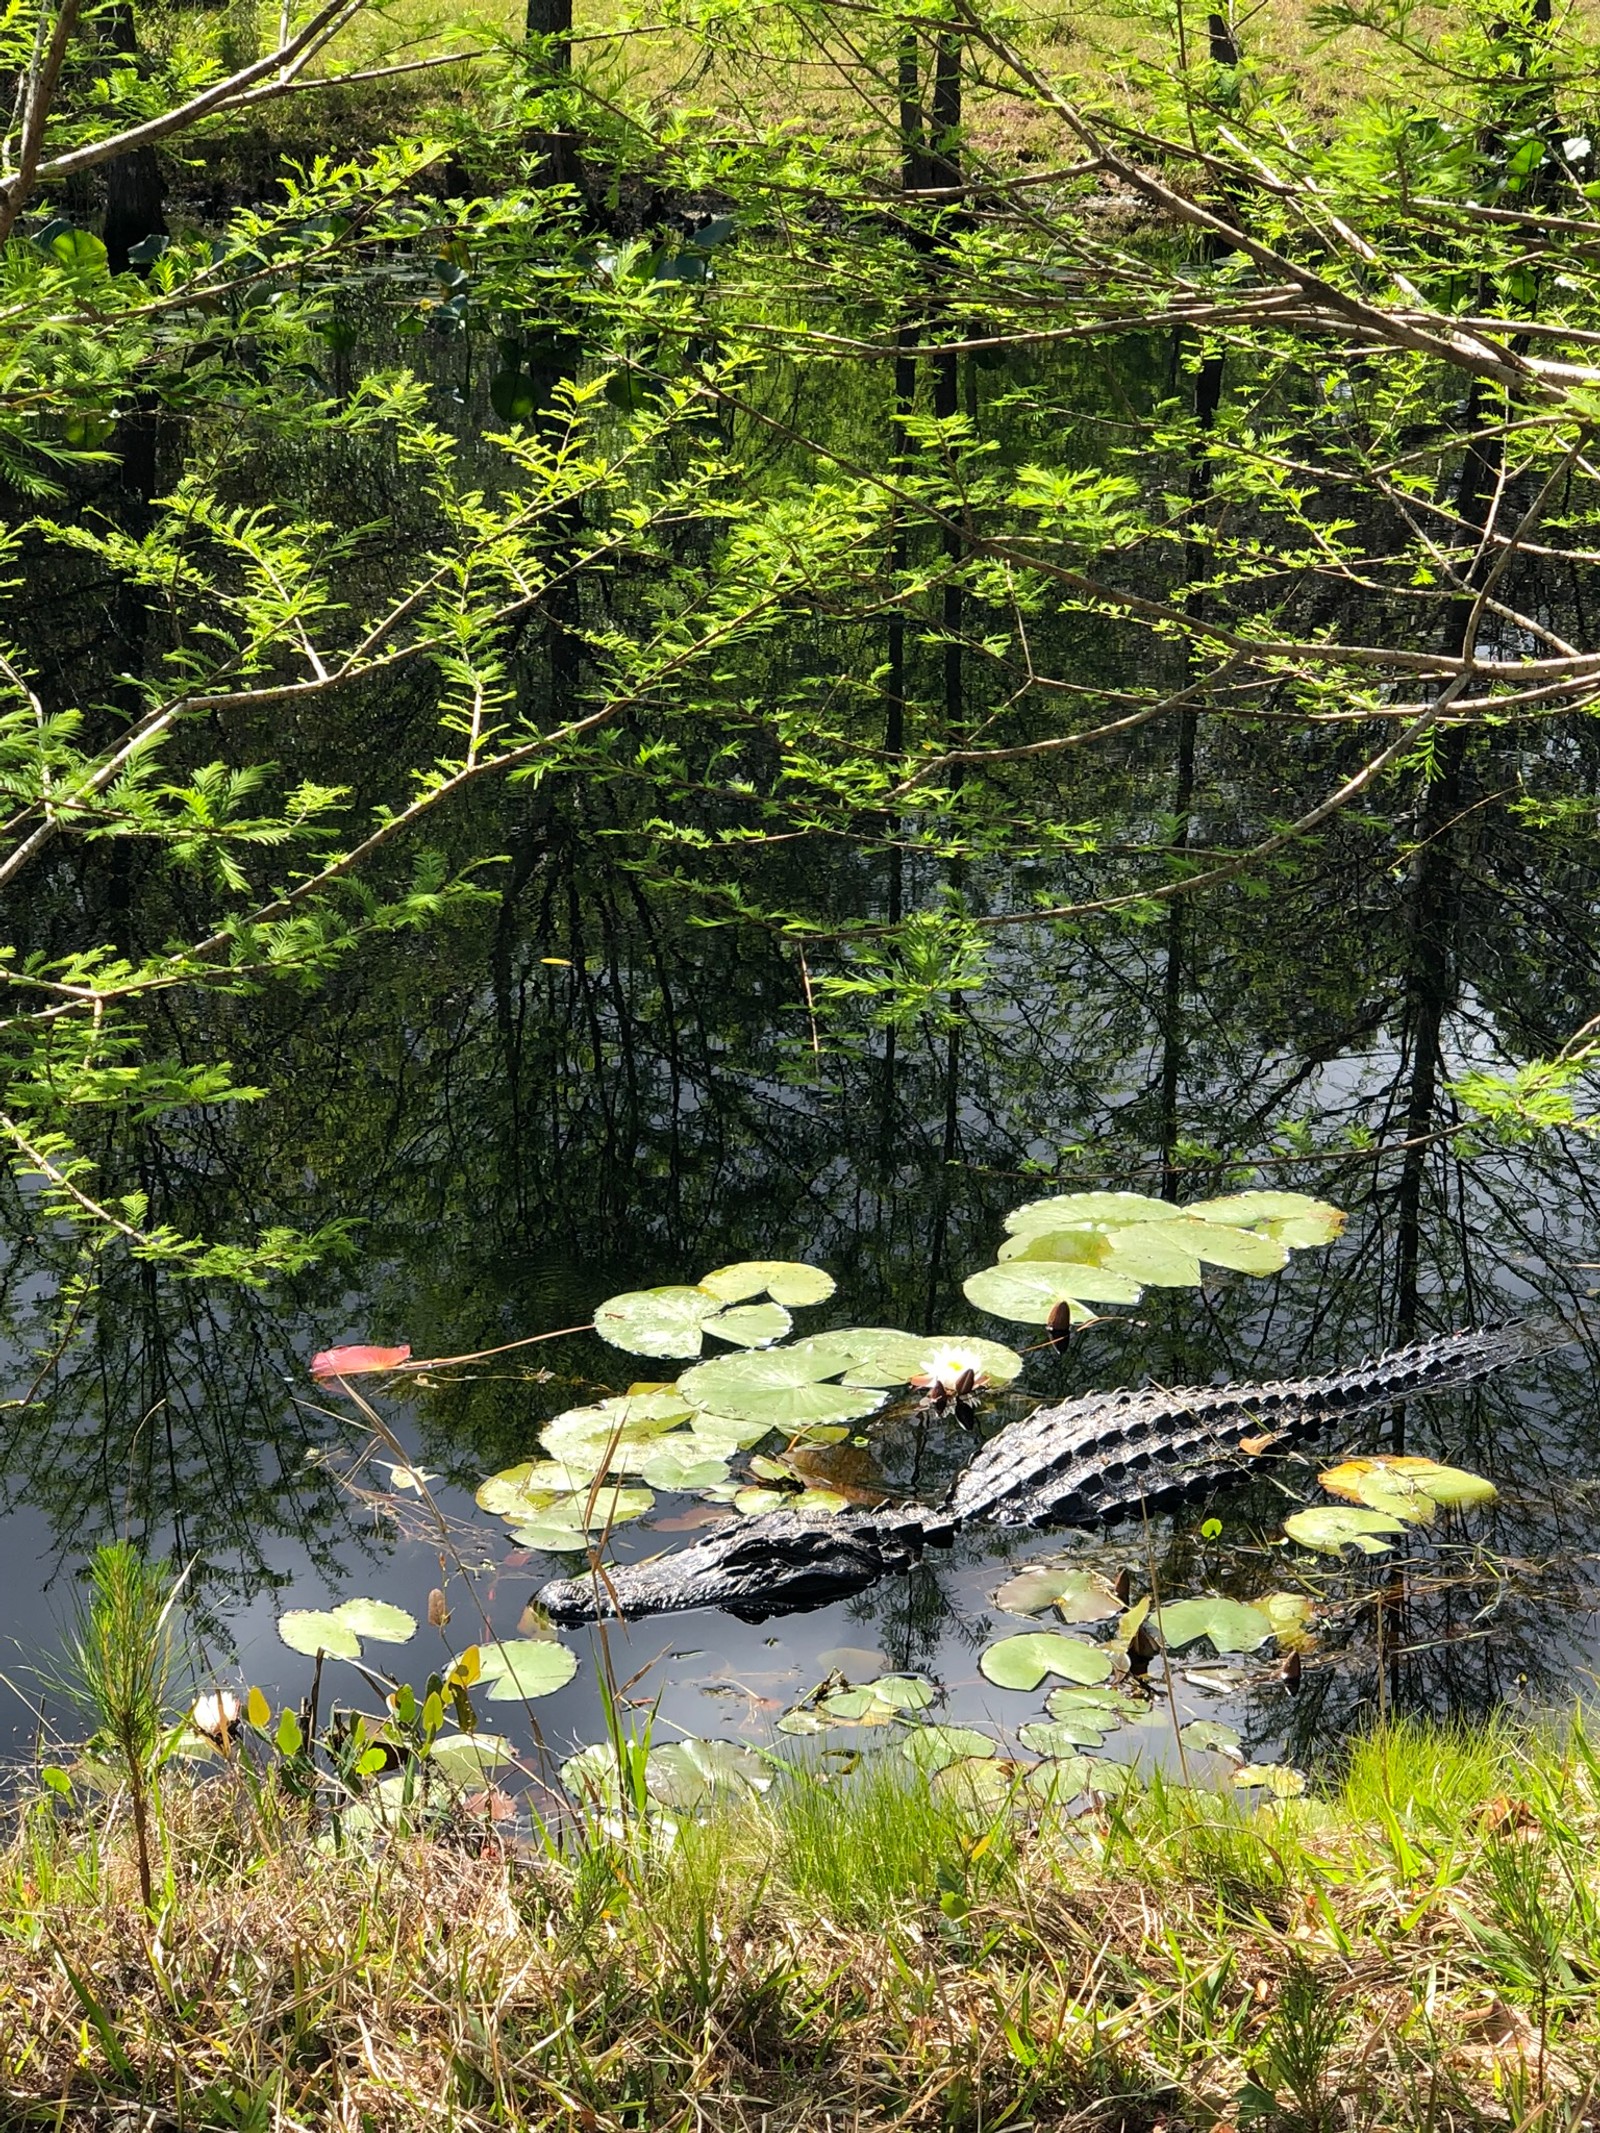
[535,1320,1571,1625]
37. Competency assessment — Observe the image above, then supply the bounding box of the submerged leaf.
[1152,1596,1274,1655]
[979,1632,1113,1692]
[1284,1504,1406,1555]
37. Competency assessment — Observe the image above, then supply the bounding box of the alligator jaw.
[537,1505,940,1625]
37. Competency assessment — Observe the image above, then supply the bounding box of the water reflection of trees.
[1,722,1598,1722]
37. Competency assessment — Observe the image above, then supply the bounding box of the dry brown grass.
[5,1719,1600,2129]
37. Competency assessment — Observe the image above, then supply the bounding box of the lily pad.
[540,1391,692,1462]
[902,1724,997,1772]
[1152,1595,1274,1655]
[1045,1684,1148,1723]
[793,1487,851,1514]
[1185,1193,1346,1249]
[703,1301,792,1348]
[277,1609,362,1660]
[1261,1591,1316,1648]
[733,1486,791,1516]
[561,1744,622,1806]
[1096,1223,1205,1286]
[933,1756,1022,1809]
[1233,1762,1307,1797]
[328,1599,416,1644]
[699,1261,836,1307]
[594,1285,728,1358]
[634,1447,730,1493]
[1005,1191,1176,1233]
[429,1733,516,1787]
[1179,1719,1242,1756]
[993,1565,1122,1622]
[677,1342,886,1428]
[831,1329,1025,1389]
[979,1631,1114,1692]
[1317,1455,1497,1524]
[1020,1716,1111,1755]
[963,1262,1141,1323]
[475,1639,578,1701]
[646,1737,771,1807]
[1283,1504,1407,1555]
[1026,1755,1096,1804]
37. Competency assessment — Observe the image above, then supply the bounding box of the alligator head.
[536,1504,942,1624]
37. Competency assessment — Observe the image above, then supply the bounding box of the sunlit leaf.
[1020,1715,1110,1753]
[593,1285,725,1358]
[902,1724,997,1772]
[1261,1592,1316,1649]
[833,1329,1025,1389]
[993,1565,1121,1622]
[1045,1684,1148,1723]
[560,1744,620,1805]
[1283,1504,1406,1555]
[430,1733,515,1786]
[699,1261,836,1307]
[310,1343,410,1381]
[704,1301,792,1348]
[634,1446,730,1492]
[277,1609,361,1660]
[540,1391,693,1462]
[1005,1191,1175,1232]
[1095,1223,1203,1286]
[1152,1596,1274,1655]
[1185,1193,1346,1249]
[1025,1755,1095,1803]
[1179,1719,1242,1755]
[979,1631,1114,1691]
[733,1485,790,1515]
[1233,1762,1307,1797]
[476,1639,578,1700]
[677,1342,886,1427]
[793,1487,851,1513]
[647,1737,771,1806]
[1318,1455,1497,1523]
[963,1263,1138,1323]
[245,1686,271,1730]
[933,1755,1022,1808]
[330,1598,416,1643]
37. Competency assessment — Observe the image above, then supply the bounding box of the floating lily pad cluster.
[561,1733,771,1812]
[475,1259,1026,1554]
[963,1189,1345,1325]
[274,1597,577,1705]
[1284,1454,1497,1556]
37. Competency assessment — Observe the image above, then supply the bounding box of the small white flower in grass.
[911,1343,990,1393]
[191,1690,241,1743]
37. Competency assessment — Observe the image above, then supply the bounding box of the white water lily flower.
[912,1343,990,1391]
[191,1690,241,1741]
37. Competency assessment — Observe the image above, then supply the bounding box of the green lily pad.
[677,1342,886,1428]
[704,1301,792,1348]
[681,1413,774,1452]
[902,1724,997,1772]
[1152,1596,1274,1655]
[475,1639,578,1701]
[1185,1193,1346,1249]
[1317,1455,1497,1523]
[277,1609,362,1660]
[429,1733,516,1787]
[699,1261,836,1307]
[646,1737,771,1807]
[979,1632,1114,1692]
[560,1744,621,1806]
[594,1285,728,1358]
[634,1447,730,1492]
[1026,1755,1096,1804]
[1179,1719,1242,1755]
[963,1263,1141,1323]
[1262,1591,1316,1648]
[1283,1504,1406,1555]
[540,1391,692,1462]
[733,1486,791,1516]
[1045,1684,1147,1723]
[933,1756,1022,1809]
[1005,1191,1176,1233]
[993,1565,1122,1622]
[832,1329,1026,1389]
[1233,1762,1307,1797]
[328,1599,416,1644]
[793,1487,851,1514]
[1019,1716,1111,1754]
[873,1673,937,1712]
[818,1685,897,1724]
[1096,1223,1204,1286]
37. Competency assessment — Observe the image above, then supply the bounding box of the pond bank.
[4,1714,1596,2129]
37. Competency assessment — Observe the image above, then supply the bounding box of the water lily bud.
[428,1587,450,1629]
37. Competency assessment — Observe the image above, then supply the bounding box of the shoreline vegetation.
[4,1708,1600,2128]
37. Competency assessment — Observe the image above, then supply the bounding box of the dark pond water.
[6,294,1600,1808]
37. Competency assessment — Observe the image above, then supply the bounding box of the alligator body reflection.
[536,1322,1567,1624]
